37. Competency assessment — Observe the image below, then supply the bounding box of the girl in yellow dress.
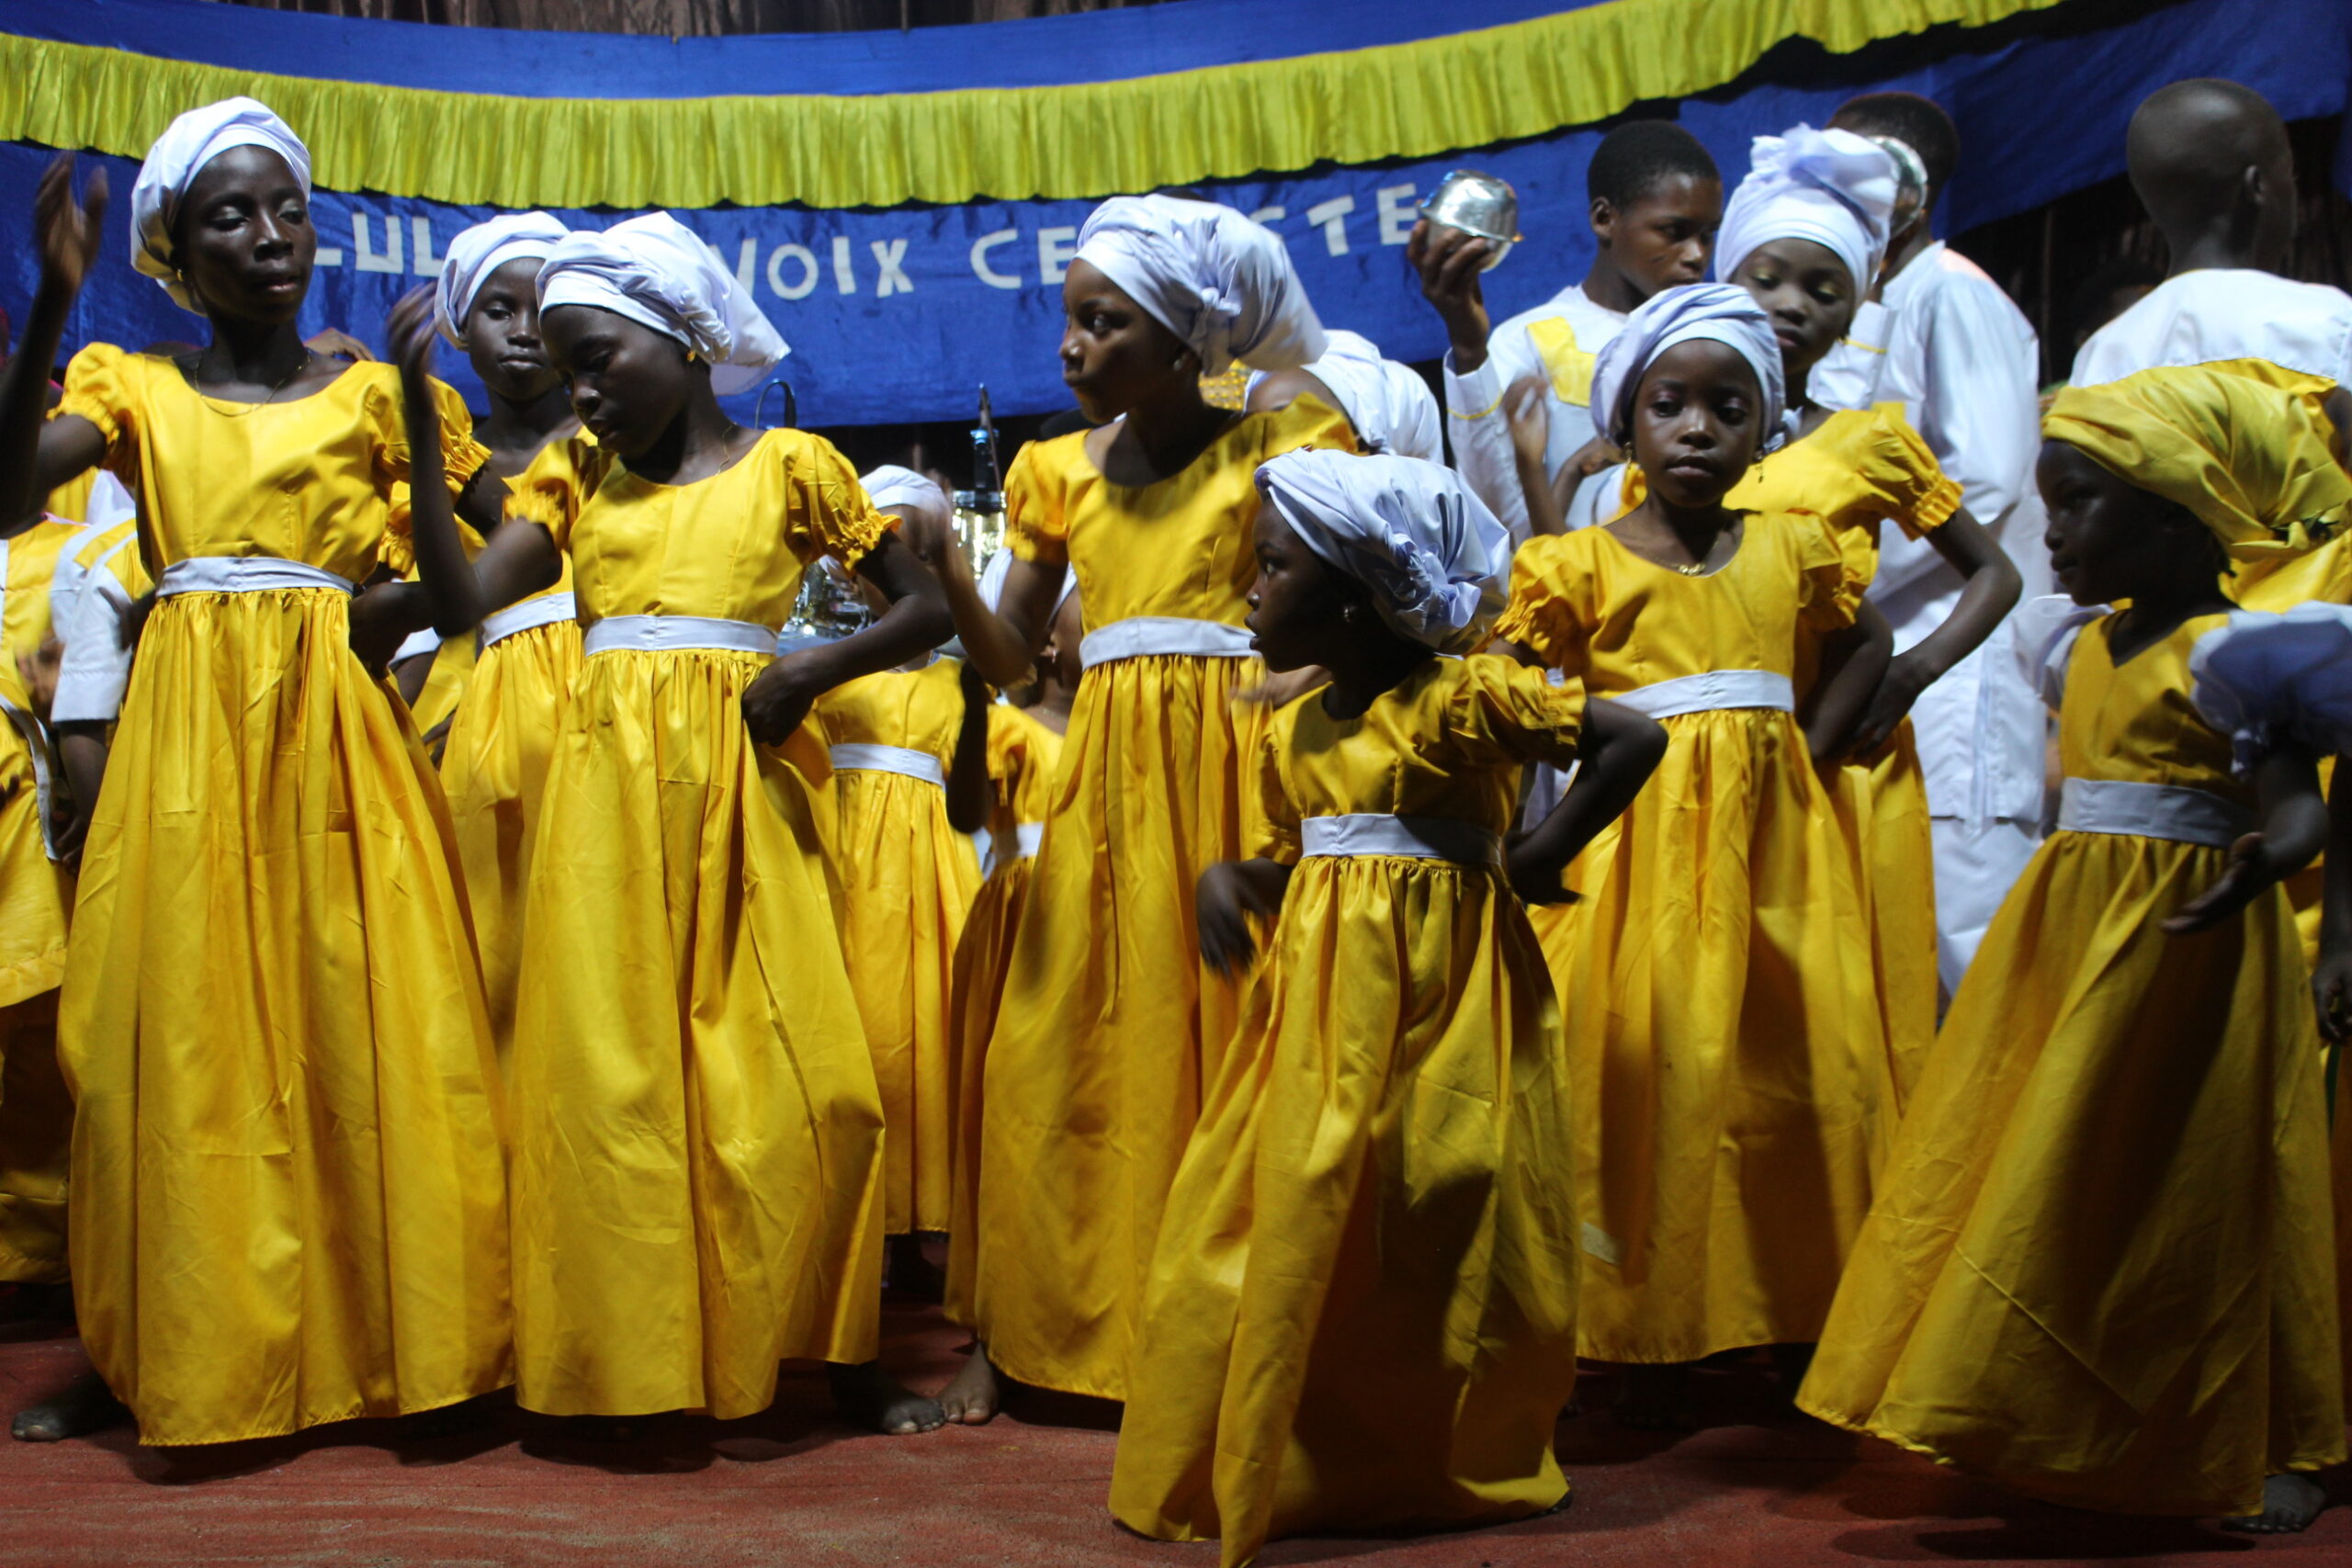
[1712,127,2022,1089]
[1111,451,1664,1567]
[1493,285,1892,1429]
[902,195,1352,1422]
[941,550,1078,1345]
[428,214,582,1058]
[459,214,952,1437]
[0,105,508,1447]
[814,465,983,1280]
[1800,366,2350,1532]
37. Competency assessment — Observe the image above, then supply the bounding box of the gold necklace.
[189,347,315,418]
[1672,559,1713,576]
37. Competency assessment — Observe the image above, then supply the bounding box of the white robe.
[1442,283,1626,546]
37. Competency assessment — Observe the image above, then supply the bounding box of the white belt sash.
[1012,821,1046,859]
[1080,615,1254,670]
[582,615,775,657]
[1611,669,1794,720]
[2056,778,2253,851]
[1300,813,1501,866]
[156,557,356,597]
[482,591,577,649]
[829,742,946,787]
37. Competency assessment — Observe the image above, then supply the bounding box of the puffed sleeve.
[785,433,888,568]
[1852,403,1962,541]
[503,435,605,554]
[2189,603,2352,772]
[1441,654,1587,772]
[2012,594,2106,715]
[1258,390,1363,461]
[1246,716,1303,866]
[1490,533,1595,677]
[54,343,138,465]
[1002,439,1069,568]
[369,371,491,501]
[1793,513,1867,632]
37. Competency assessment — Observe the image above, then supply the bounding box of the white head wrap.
[130,96,311,313]
[537,212,788,395]
[861,464,952,533]
[1254,450,1510,652]
[1073,195,1327,377]
[435,212,570,348]
[978,546,1079,618]
[1245,330,1441,461]
[1588,283,1788,453]
[1714,125,1898,296]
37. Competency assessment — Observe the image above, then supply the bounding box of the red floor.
[2,1292,2346,1568]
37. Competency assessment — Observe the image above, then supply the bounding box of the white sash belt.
[156,557,355,597]
[2057,777,2253,851]
[1300,813,1501,866]
[582,615,775,657]
[1611,669,1794,720]
[829,742,946,786]
[1080,615,1254,670]
[1012,821,1046,859]
[482,591,577,649]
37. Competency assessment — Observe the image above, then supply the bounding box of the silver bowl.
[1419,169,1521,271]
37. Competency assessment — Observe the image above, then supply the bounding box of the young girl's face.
[173,146,315,327]
[1058,259,1191,424]
[2037,439,2199,607]
[544,305,695,458]
[466,258,561,405]
[1245,509,1353,673]
[1628,339,1763,509]
[1728,237,1857,384]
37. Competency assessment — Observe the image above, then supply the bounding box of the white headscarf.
[1073,194,1327,377]
[130,96,311,313]
[861,464,952,533]
[1714,125,1898,297]
[1246,330,1441,461]
[1588,283,1788,452]
[537,212,788,395]
[979,546,1079,618]
[435,212,570,348]
[1254,450,1510,652]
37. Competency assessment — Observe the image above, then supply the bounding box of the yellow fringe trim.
[0,0,2073,209]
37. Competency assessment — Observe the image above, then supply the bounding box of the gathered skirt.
[60,587,511,1445]
[1800,829,2346,1514]
[944,852,1036,1327]
[1532,705,1888,1363]
[1826,718,1939,1101]
[968,652,1266,1400]
[1112,854,1577,1567]
[508,646,885,1419]
[832,767,980,1235]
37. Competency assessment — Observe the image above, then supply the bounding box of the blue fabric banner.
[2,0,2340,427]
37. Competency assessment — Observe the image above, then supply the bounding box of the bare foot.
[396,1394,493,1441]
[829,1359,944,1435]
[884,1234,947,1303]
[1613,1363,1696,1430]
[937,1348,1002,1426]
[2222,1473,2327,1533]
[12,1371,127,1442]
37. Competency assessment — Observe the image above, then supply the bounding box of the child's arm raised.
[0,155,110,534]
[1849,506,2023,753]
[386,286,489,636]
[1197,858,1293,977]
[2165,741,2327,935]
[946,661,993,836]
[1804,599,1895,765]
[1507,696,1666,905]
[742,531,952,746]
[897,504,1059,690]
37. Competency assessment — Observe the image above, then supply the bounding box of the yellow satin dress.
[0,517,85,1285]
[1113,656,1583,1567]
[441,550,582,1062]
[944,699,1065,1325]
[1496,513,1886,1362]
[1801,612,2346,1515]
[969,396,1356,1400]
[504,428,888,1419]
[54,345,511,1446]
[815,656,982,1236]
